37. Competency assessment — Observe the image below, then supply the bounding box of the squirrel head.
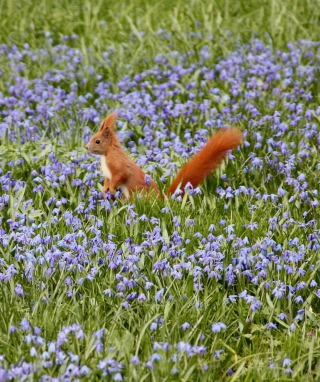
[85,111,118,155]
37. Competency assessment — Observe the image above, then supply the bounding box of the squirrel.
[85,112,243,199]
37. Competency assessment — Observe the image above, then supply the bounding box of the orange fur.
[86,112,160,198]
[167,128,243,195]
[86,112,243,199]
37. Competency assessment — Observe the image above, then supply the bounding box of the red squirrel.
[85,112,243,199]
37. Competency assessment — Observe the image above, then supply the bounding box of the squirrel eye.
[95,139,100,144]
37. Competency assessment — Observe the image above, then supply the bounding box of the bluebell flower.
[282,358,292,367]
[211,322,227,333]
[277,313,287,320]
[20,318,31,331]
[30,347,37,357]
[113,372,123,381]
[150,323,158,331]
[130,355,140,365]
[14,283,24,296]
[289,323,296,331]
[214,349,224,359]
[171,366,179,374]
[180,322,191,330]
[265,322,277,330]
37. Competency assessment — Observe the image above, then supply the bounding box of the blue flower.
[211,322,227,333]
[265,322,277,330]
[20,318,31,331]
[130,355,140,365]
[180,322,191,330]
[282,358,292,367]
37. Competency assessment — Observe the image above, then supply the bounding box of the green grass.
[1,0,320,73]
[0,0,320,381]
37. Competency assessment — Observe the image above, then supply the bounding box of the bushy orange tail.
[167,128,243,195]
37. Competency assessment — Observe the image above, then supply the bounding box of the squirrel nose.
[85,144,88,150]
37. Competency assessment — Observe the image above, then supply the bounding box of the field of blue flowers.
[0,0,320,380]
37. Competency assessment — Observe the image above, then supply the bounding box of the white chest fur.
[100,155,112,179]
[100,155,129,198]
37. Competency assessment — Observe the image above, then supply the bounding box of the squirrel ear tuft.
[100,111,118,131]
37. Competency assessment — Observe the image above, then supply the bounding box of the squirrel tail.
[166,127,243,195]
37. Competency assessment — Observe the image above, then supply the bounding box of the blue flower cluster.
[0,34,319,379]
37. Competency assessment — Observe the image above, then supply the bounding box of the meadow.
[0,0,320,380]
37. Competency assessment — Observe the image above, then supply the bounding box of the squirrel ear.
[103,127,110,139]
[99,111,118,131]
